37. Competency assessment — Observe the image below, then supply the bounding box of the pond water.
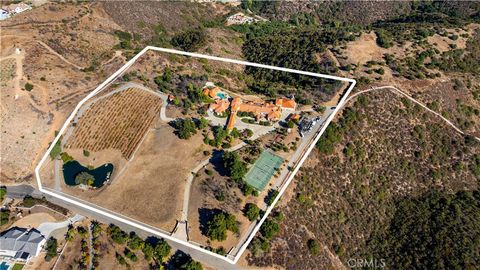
[62,161,113,188]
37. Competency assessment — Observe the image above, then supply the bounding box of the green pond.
[63,161,113,188]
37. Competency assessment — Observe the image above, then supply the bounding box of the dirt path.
[343,85,480,142]
[0,49,24,97]
[1,34,123,70]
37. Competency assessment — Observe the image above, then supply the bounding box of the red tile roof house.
[202,87,221,99]
[209,99,230,114]
[275,98,297,110]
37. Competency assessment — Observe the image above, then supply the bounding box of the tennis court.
[245,150,284,191]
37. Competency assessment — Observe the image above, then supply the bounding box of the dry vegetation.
[0,2,127,182]
[247,90,480,269]
[66,88,163,160]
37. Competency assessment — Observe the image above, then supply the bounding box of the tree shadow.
[210,149,228,177]
[144,235,163,247]
[198,207,222,236]
[165,250,191,270]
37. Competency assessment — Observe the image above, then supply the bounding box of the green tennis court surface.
[245,150,284,191]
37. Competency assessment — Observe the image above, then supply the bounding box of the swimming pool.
[216,92,227,99]
[0,261,10,270]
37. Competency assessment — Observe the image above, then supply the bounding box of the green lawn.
[12,264,25,270]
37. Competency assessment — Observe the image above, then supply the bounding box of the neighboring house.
[2,3,31,15]
[0,227,46,262]
[226,12,259,25]
[0,9,9,20]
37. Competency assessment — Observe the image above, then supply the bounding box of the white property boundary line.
[35,46,356,265]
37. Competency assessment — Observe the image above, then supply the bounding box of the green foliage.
[287,120,295,128]
[317,107,360,154]
[198,117,209,130]
[248,237,270,257]
[107,224,129,245]
[115,252,128,266]
[222,151,247,182]
[45,237,58,261]
[174,118,197,139]
[114,30,133,49]
[124,248,138,262]
[60,152,74,163]
[150,24,170,47]
[154,240,172,261]
[241,0,276,14]
[212,125,228,147]
[428,30,480,74]
[171,28,207,52]
[265,189,279,206]
[0,186,6,202]
[127,233,144,250]
[375,29,393,48]
[24,82,33,91]
[307,239,320,255]
[74,172,95,186]
[154,67,173,91]
[65,225,76,241]
[369,190,480,269]
[472,154,480,179]
[49,138,62,160]
[244,203,261,221]
[206,212,238,241]
[242,27,349,97]
[260,219,280,240]
[142,243,155,261]
[241,183,257,196]
[0,209,10,225]
[22,196,35,208]
[179,257,203,270]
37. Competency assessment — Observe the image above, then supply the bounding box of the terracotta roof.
[209,99,229,114]
[289,113,301,121]
[267,109,282,121]
[226,112,237,130]
[231,97,242,111]
[208,87,219,98]
[275,98,296,109]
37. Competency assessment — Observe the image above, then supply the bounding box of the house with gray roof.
[0,227,46,261]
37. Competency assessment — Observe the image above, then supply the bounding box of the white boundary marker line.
[34,46,356,265]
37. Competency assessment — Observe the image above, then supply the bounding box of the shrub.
[171,28,207,52]
[265,189,279,206]
[127,233,144,250]
[22,196,35,208]
[107,224,128,244]
[260,219,280,239]
[24,83,34,91]
[307,239,320,255]
[74,172,95,186]
[154,239,171,261]
[174,118,197,139]
[222,151,247,182]
[45,237,58,261]
[207,212,238,241]
[0,209,10,225]
[244,203,261,221]
[0,186,6,202]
